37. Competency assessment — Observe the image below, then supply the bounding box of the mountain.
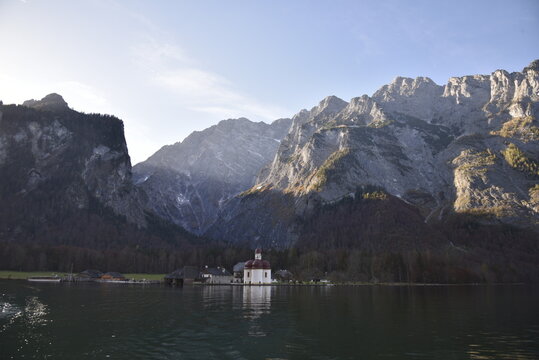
[206,61,539,252]
[132,117,292,234]
[1,93,146,226]
[1,61,538,282]
[0,95,199,272]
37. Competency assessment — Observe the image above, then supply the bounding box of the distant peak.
[392,76,413,84]
[42,93,66,102]
[217,117,252,125]
[523,59,539,72]
[271,117,292,126]
[391,76,436,86]
[348,95,374,106]
[314,95,348,115]
[23,93,69,112]
[319,95,347,107]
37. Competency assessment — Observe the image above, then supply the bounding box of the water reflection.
[242,286,271,318]
[0,299,22,334]
[0,293,52,357]
[1,281,539,360]
[467,333,539,360]
[20,296,51,354]
[241,286,272,338]
[202,285,233,308]
[24,296,49,327]
[1,301,21,320]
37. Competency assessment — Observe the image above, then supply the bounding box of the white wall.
[244,269,272,284]
[207,275,233,284]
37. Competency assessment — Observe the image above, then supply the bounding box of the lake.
[1,280,538,359]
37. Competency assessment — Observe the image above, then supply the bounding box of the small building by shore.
[274,269,293,282]
[164,266,201,286]
[101,272,126,281]
[233,262,245,283]
[78,269,103,280]
[201,266,233,284]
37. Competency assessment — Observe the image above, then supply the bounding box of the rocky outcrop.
[207,60,539,247]
[0,94,147,234]
[22,93,69,112]
[133,117,292,234]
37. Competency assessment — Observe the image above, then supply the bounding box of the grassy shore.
[0,271,165,281]
[0,271,67,280]
[123,273,165,281]
[0,271,517,285]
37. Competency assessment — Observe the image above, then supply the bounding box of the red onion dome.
[262,260,271,269]
[255,248,262,254]
[252,259,264,268]
[244,260,254,269]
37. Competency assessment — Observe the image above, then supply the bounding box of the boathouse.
[101,272,126,281]
[164,266,200,286]
[274,269,293,282]
[233,262,245,283]
[200,266,233,284]
[78,269,103,279]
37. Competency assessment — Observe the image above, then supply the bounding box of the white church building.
[244,248,272,284]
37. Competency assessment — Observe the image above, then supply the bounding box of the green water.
[1,280,538,359]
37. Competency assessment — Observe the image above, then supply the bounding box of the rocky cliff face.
[0,94,148,244]
[207,61,539,248]
[132,117,292,234]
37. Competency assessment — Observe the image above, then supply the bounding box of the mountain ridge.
[132,116,292,234]
[206,60,539,248]
[1,60,538,282]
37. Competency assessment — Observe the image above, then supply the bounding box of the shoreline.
[0,271,164,281]
[0,271,531,287]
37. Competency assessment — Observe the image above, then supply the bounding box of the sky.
[0,0,538,164]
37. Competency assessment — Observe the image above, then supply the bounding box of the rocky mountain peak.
[133,115,292,234]
[523,59,539,73]
[346,94,375,110]
[311,95,348,117]
[207,61,539,249]
[336,95,388,126]
[216,117,252,128]
[23,93,69,112]
[0,100,146,229]
[372,76,443,122]
[291,109,310,124]
[374,76,442,101]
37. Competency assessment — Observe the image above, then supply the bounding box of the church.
[243,248,272,284]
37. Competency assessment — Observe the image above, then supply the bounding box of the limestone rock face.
[133,117,292,234]
[0,95,147,228]
[207,60,539,247]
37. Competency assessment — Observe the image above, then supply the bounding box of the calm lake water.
[1,280,538,359]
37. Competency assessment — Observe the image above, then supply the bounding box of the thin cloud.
[133,39,290,122]
[54,81,111,113]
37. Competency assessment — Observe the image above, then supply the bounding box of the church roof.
[244,248,271,269]
[245,259,271,269]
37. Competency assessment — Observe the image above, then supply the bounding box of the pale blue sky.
[0,0,538,163]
